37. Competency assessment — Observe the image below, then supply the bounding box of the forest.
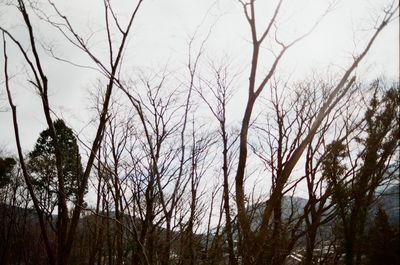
[0,1,399,265]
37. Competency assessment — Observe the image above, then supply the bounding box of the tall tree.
[326,82,400,265]
[2,0,145,263]
[233,1,398,263]
[28,119,84,209]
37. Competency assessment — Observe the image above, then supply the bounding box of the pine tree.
[28,119,84,208]
[324,82,399,265]
[366,207,399,265]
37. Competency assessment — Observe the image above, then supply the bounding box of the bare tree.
[232,1,398,264]
[196,58,240,265]
[1,0,145,264]
[1,1,398,265]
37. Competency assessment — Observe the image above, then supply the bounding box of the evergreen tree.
[366,207,400,265]
[28,119,84,208]
[324,82,399,265]
[0,157,16,189]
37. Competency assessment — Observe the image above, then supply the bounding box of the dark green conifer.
[28,119,84,204]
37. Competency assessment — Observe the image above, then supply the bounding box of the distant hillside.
[246,184,400,232]
[246,196,308,231]
[370,185,400,225]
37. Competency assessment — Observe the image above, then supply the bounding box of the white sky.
[0,0,398,173]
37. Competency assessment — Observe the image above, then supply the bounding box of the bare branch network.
[0,1,399,265]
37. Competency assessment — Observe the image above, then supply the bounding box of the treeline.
[1,81,398,265]
[0,1,399,265]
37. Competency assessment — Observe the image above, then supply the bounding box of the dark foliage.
[28,119,84,201]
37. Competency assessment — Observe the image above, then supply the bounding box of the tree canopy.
[0,157,16,189]
[28,119,83,202]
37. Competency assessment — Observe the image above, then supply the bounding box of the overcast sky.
[0,0,398,155]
